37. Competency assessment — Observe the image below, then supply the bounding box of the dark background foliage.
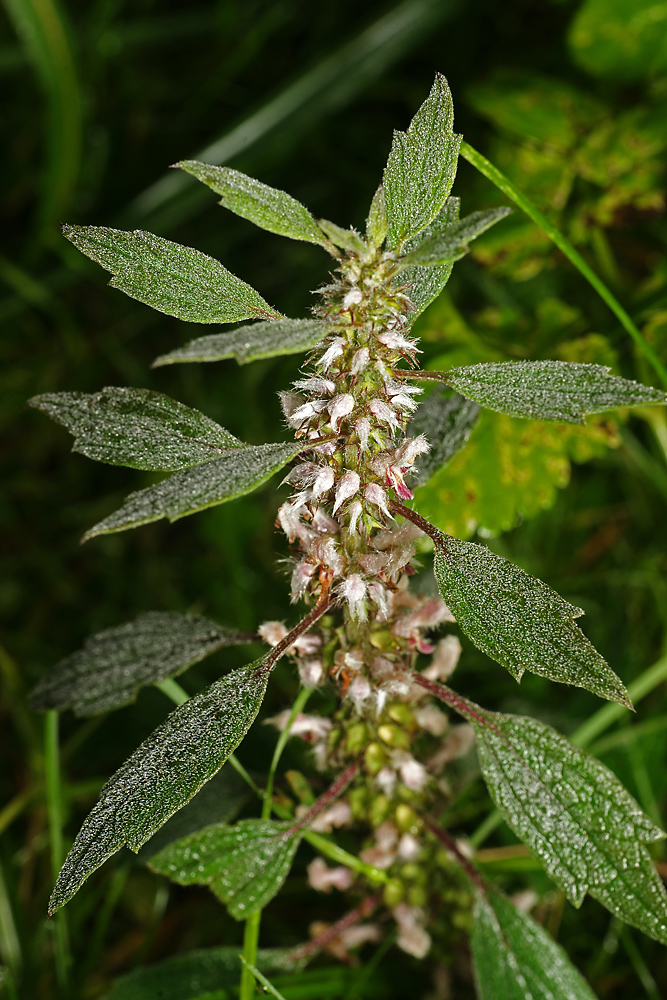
[2,0,667,996]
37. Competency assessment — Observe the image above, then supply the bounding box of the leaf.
[399,197,460,321]
[442,360,666,424]
[471,886,598,1000]
[28,388,242,471]
[399,207,512,267]
[317,218,367,255]
[569,0,667,83]
[467,707,667,942]
[102,946,293,1000]
[83,440,304,540]
[407,389,480,485]
[430,530,631,707]
[383,73,462,250]
[176,160,331,249]
[30,612,257,717]
[48,660,270,914]
[152,319,328,368]
[149,818,300,919]
[366,184,387,248]
[62,225,281,324]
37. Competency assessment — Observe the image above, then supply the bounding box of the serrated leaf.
[383,73,462,250]
[30,612,257,717]
[588,852,667,946]
[399,206,512,267]
[49,660,270,914]
[149,818,300,919]
[443,360,666,424]
[317,218,367,255]
[62,225,281,324]
[152,319,328,368]
[102,946,293,1000]
[28,388,242,471]
[407,389,480,485]
[468,707,667,935]
[366,184,387,248]
[430,530,631,707]
[177,160,330,249]
[471,887,598,1000]
[83,440,304,540]
[399,197,460,321]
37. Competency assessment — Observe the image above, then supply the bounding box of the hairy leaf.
[83,440,304,540]
[471,887,598,1000]
[443,360,667,424]
[49,660,270,914]
[431,531,631,707]
[400,207,512,267]
[150,818,300,919]
[28,388,241,471]
[400,197,460,321]
[366,184,387,248]
[102,946,293,1000]
[62,225,281,323]
[383,73,462,250]
[407,389,480,485]
[152,319,328,368]
[30,612,257,717]
[469,708,667,939]
[176,160,330,249]
[317,218,367,255]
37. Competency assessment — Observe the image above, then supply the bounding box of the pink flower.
[363,483,392,519]
[333,470,360,513]
[307,858,354,893]
[328,393,355,431]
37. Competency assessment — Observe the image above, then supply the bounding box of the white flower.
[422,635,462,681]
[328,393,355,431]
[310,536,344,576]
[292,376,336,395]
[343,287,363,310]
[397,833,421,861]
[376,766,397,795]
[333,470,360,513]
[339,573,368,621]
[292,631,322,656]
[312,465,335,498]
[355,416,372,451]
[351,346,370,374]
[277,502,312,544]
[267,711,332,741]
[368,398,399,431]
[307,799,352,833]
[298,658,324,689]
[312,507,339,535]
[307,858,354,893]
[368,581,390,619]
[413,704,448,737]
[258,621,288,646]
[319,337,345,372]
[291,559,317,600]
[348,500,363,535]
[346,674,371,712]
[394,751,428,791]
[393,904,431,959]
[377,331,420,357]
[364,483,392,519]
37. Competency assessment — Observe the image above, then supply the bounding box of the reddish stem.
[287,760,360,837]
[287,893,381,963]
[263,591,335,673]
[390,500,444,547]
[412,674,492,730]
[424,818,486,895]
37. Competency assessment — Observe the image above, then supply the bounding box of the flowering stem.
[287,894,381,964]
[423,818,486,895]
[264,591,335,672]
[287,760,361,836]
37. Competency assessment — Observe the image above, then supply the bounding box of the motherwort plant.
[30,76,667,998]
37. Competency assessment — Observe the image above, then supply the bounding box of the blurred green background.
[2,0,667,996]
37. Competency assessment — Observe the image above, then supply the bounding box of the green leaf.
[102,947,292,1000]
[317,218,367,255]
[49,660,270,914]
[407,390,480,485]
[430,531,631,707]
[471,886,598,1000]
[569,0,667,82]
[399,207,512,267]
[443,361,667,424]
[176,160,331,249]
[30,612,257,717]
[149,818,300,919]
[152,319,328,368]
[468,708,667,942]
[28,388,242,471]
[62,225,281,324]
[383,73,462,250]
[83,440,304,540]
[366,184,387,248]
[399,197,460,321]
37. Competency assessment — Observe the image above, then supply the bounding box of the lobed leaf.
[399,197,460,321]
[152,318,328,368]
[443,360,667,424]
[83,440,304,540]
[176,160,331,249]
[399,206,512,267]
[30,612,257,717]
[62,225,281,324]
[383,73,462,250]
[469,707,667,940]
[48,660,270,914]
[471,886,598,1000]
[149,818,300,919]
[431,531,631,707]
[407,389,480,485]
[28,388,241,471]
